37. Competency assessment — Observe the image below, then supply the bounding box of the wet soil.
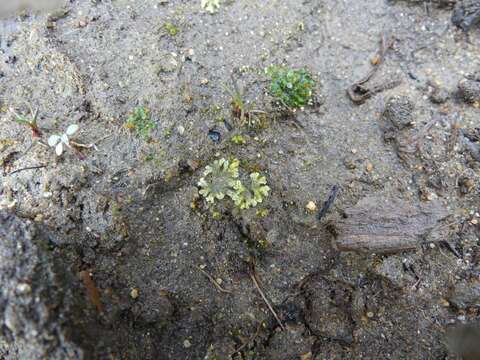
[1,0,480,359]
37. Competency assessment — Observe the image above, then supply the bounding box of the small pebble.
[208,130,221,144]
[439,298,450,307]
[183,339,192,348]
[16,283,31,295]
[306,201,317,211]
[366,163,374,172]
[130,288,139,299]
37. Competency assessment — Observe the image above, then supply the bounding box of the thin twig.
[8,164,47,175]
[347,33,397,104]
[197,266,232,294]
[70,134,111,150]
[231,321,264,356]
[249,269,285,331]
[318,185,339,220]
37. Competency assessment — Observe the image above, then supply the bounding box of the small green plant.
[231,135,246,145]
[164,22,178,36]
[48,124,95,159]
[198,158,239,203]
[266,66,315,109]
[201,0,220,13]
[224,79,268,128]
[11,106,41,138]
[198,158,270,210]
[229,173,270,209]
[256,208,269,217]
[125,107,156,139]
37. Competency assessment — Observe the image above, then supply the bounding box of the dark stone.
[452,0,480,31]
[208,129,221,143]
[430,86,450,104]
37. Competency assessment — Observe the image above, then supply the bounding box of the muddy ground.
[1,0,480,359]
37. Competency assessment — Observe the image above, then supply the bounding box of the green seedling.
[48,123,91,160]
[11,107,41,138]
[256,208,269,217]
[201,0,220,13]
[164,22,178,36]
[266,65,315,109]
[224,78,267,128]
[125,106,157,139]
[231,135,246,145]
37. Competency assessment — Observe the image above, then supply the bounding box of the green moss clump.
[125,107,156,139]
[198,158,270,210]
[267,66,315,108]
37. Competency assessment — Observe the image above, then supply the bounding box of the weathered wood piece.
[335,196,449,253]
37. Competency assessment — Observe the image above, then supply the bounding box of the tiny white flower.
[48,124,80,156]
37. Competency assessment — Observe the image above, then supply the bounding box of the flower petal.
[61,134,69,144]
[66,124,79,136]
[55,142,63,156]
[48,135,60,147]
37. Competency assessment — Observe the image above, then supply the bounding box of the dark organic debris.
[249,265,285,330]
[461,129,480,162]
[448,280,480,309]
[347,34,401,104]
[382,95,414,129]
[458,176,475,194]
[197,265,232,294]
[398,0,457,8]
[334,195,449,253]
[318,185,339,220]
[80,270,104,313]
[448,325,480,360]
[0,212,95,358]
[223,119,233,131]
[458,78,480,104]
[8,164,47,176]
[230,321,264,356]
[384,112,444,163]
[452,0,480,31]
[373,256,416,288]
[462,127,480,142]
[429,83,450,104]
[208,129,221,143]
[302,273,354,342]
